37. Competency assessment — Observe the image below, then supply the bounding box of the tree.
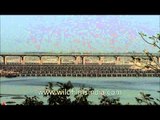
[139,33,160,50]
[44,81,95,105]
[99,95,121,105]
[22,95,43,105]
[72,87,94,105]
[132,33,160,71]
[43,81,73,105]
[135,92,160,105]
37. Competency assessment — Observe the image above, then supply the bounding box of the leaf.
[140,92,145,96]
[145,94,151,97]
[153,101,158,105]
[156,99,160,102]
[135,97,142,103]
[149,97,154,100]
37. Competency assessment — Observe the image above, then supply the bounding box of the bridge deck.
[0,53,159,57]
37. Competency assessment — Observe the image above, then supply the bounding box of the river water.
[0,77,159,105]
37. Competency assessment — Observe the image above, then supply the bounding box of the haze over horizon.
[0,51,159,54]
[1,15,159,53]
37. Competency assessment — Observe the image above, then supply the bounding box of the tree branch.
[139,33,160,50]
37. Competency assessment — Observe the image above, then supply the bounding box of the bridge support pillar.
[157,57,160,64]
[57,56,61,65]
[20,56,25,64]
[39,56,43,65]
[98,56,103,65]
[82,56,85,65]
[74,56,79,65]
[115,56,120,64]
[3,56,7,65]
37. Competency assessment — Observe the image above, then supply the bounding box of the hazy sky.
[1,15,159,53]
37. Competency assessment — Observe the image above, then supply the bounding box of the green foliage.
[136,32,160,70]
[22,95,43,105]
[44,81,94,105]
[99,95,121,105]
[44,81,73,105]
[135,92,160,105]
[139,32,160,51]
[72,87,94,105]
